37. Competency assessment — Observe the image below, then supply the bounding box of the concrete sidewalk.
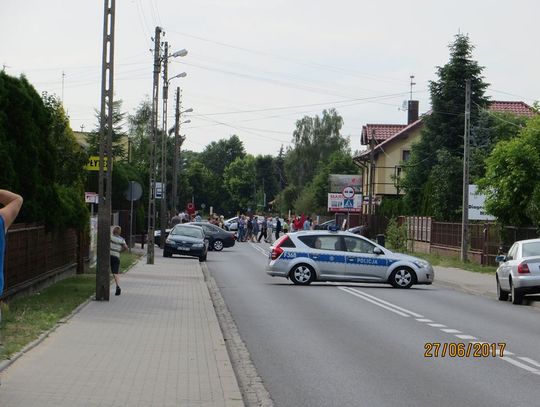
[0,249,244,407]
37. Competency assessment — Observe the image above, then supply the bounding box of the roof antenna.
[409,75,416,100]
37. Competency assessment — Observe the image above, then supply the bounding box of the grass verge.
[0,251,141,360]
[409,251,497,274]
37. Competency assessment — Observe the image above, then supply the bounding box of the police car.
[266,230,434,288]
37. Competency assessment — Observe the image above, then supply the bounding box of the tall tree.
[469,110,527,181]
[254,155,279,209]
[285,109,348,188]
[199,135,246,175]
[197,135,245,213]
[127,99,152,175]
[43,93,89,229]
[402,34,489,219]
[275,144,287,190]
[478,115,540,226]
[0,73,87,229]
[223,155,256,210]
[86,99,127,159]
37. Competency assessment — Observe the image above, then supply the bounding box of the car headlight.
[413,260,430,268]
[165,238,173,245]
[192,243,204,248]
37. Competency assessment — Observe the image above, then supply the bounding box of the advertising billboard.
[329,174,362,193]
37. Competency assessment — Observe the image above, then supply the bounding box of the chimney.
[407,100,419,124]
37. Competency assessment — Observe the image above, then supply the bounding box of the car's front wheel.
[510,279,523,305]
[389,267,415,288]
[213,239,224,251]
[289,264,315,285]
[497,276,509,301]
[163,250,172,258]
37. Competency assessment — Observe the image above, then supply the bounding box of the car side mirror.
[373,247,384,255]
[495,255,506,263]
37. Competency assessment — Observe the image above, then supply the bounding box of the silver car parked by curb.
[266,230,434,288]
[496,238,540,305]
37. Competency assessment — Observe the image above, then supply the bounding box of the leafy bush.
[386,218,407,252]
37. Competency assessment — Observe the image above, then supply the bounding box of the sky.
[1,0,539,156]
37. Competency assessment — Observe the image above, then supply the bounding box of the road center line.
[344,287,424,318]
[249,242,269,257]
[334,287,539,376]
[441,328,462,334]
[500,356,540,373]
[338,287,410,317]
[455,334,477,340]
[518,357,540,368]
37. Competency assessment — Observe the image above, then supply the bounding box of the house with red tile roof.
[354,100,536,207]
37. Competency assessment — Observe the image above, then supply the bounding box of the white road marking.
[441,329,462,334]
[268,254,540,377]
[344,287,424,318]
[338,287,411,317]
[500,356,540,373]
[249,242,269,257]
[518,357,540,368]
[455,335,477,340]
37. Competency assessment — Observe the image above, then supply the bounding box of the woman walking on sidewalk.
[111,226,128,296]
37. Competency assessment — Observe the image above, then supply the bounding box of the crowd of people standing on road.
[235,213,317,243]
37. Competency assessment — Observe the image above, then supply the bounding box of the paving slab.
[0,250,244,407]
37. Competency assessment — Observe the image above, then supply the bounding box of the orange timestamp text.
[424,342,506,358]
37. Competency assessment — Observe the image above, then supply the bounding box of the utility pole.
[171,86,184,213]
[96,0,116,301]
[159,42,169,249]
[147,26,162,264]
[461,79,471,262]
[368,129,376,215]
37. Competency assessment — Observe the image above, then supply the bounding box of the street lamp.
[168,72,187,82]
[172,49,188,58]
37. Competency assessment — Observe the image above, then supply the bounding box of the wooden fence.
[404,216,539,266]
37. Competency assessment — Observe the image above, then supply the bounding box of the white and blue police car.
[266,229,434,287]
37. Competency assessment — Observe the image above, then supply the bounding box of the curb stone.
[201,262,275,407]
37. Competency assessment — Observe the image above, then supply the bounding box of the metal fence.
[3,224,81,299]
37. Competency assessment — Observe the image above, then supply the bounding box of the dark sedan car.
[163,224,208,261]
[189,222,236,251]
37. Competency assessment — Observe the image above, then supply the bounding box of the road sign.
[154,182,163,199]
[84,155,108,171]
[124,181,143,201]
[85,192,99,204]
[327,193,363,212]
[342,186,355,199]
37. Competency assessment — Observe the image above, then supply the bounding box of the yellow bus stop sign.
[85,156,109,171]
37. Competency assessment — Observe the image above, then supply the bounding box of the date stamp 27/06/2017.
[424,342,506,358]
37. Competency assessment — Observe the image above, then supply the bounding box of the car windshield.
[170,226,203,239]
[521,242,540,258]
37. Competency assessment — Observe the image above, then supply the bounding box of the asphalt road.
[207,240,540,407]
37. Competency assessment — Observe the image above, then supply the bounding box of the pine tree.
[402,34,489,219]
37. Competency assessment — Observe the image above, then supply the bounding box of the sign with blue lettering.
[343,198,354,208]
